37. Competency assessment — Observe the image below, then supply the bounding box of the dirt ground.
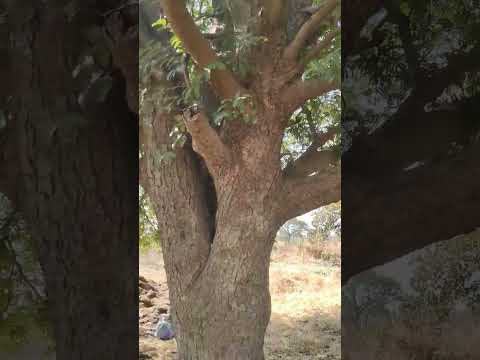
[139,246,340,359]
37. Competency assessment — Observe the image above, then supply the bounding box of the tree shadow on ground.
[265,309,340,360]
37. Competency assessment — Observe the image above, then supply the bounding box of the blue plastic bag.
[154,314,175,340]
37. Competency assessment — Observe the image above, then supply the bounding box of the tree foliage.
[277,218,311,243]
[139,187,160,251]
[140,0,341,174]
[344,0,480,150]
[311,201,340,239]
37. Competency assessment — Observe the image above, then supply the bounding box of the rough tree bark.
[0,2,139,359]
[140,1,340,358]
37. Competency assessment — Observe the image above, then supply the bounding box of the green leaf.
[170,35,184,52]
[152,18,167,29]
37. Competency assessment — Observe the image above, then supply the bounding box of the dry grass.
[344,283,480,353]
[343,313,480,360]
[266,250,340,360]
[272,239,341,266]
[139,243,341,359]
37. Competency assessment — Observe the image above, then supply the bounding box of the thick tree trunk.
[169,204,277,360]
[23,109,139,360]
[1,2,139,358]
[172,228,274,360]
[141,106,284,359]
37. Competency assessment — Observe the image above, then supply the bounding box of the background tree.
[139,186,160,251]
[140,0,341,358]
[310,201,341,240]
[342,0,480,283]
[277,218,311,243]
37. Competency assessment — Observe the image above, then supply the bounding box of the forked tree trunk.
[170,216,277,360]
[141,107,284,359]
[139,0,342,355]
[138,1,340,351]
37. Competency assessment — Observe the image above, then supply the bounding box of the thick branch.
[284,129,338,178]
[284,0,340,60]
[279,166,340,222]
[161,0,243,99]
[282,79,339,115]
[343,30,480,283]
[285,149,337,178]
[346,44,480,177]
[343,142,480,284]
[183,110,231,177]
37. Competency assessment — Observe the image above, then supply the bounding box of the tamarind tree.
[140,0,340,358]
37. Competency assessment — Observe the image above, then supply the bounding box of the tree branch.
[343,42,480,282]
[284,128,338,178]
[279,166,340,222]
[346,43,480,176]
[282,79,339,115]
[285,149,338,178]
[183,110,231,177]
[302,29,339,65]
[284,0,340,60]
[343,142,480,283]
[161,0,243,99]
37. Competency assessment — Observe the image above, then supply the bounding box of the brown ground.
[139,244,340,360]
